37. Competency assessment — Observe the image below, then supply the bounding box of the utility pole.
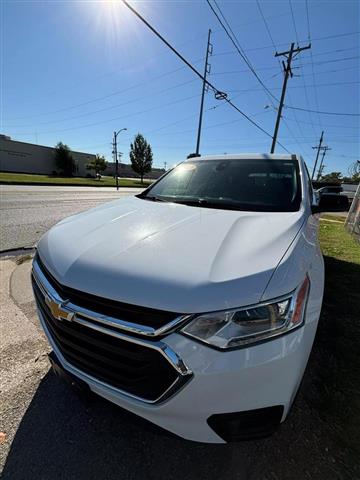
[113,128,127,191]
[113,132,118,189]
[164,161,167,171]
[195,29,213,156]
[270,42,311,153]
[311,130,324,180]
[316,146,331,181]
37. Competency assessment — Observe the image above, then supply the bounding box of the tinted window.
[140,159,301,212]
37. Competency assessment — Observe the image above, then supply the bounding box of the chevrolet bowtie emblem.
[45,296,74,322]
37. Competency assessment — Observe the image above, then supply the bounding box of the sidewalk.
[0,256,50,470]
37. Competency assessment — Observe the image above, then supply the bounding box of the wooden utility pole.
[311,130,324,179]
[316,146,331,181]
[113,128,127,191]
[195,29,213,156]
[270,42,311,153]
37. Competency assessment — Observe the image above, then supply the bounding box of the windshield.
[140,159,302,212]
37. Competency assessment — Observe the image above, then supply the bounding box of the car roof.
[184,153,300,162]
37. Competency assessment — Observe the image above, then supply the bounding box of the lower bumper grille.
[32,262,191,403]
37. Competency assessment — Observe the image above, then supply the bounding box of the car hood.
[38,196,305,313]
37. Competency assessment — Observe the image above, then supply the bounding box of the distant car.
[32,153,346,443]
[316,185,342,195]
[315,185,349,208]
[341,183,358,205]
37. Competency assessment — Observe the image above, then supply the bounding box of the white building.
[0,135,96,177]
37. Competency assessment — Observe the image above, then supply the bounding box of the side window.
[304,163,314,205]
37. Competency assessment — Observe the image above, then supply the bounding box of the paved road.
[0,185,143,251]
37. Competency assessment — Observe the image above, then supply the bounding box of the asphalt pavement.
[0,185,143,252]
[1,254,358,480]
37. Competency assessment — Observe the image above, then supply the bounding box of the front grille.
[32,269,191,402]
[36,255,180,330]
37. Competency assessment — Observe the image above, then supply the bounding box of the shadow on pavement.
[2,256,360,480]
[2,370,249,480]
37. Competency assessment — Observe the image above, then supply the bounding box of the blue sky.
[1,0,359,174]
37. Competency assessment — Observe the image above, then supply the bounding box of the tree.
[319,171,343,183]
[86,154,108,177]
[348,160,360,183]
[54,142,74,176]
[129,134,153,183]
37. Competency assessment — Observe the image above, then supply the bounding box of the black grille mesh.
[32,276,181,402]
[36,254,180,329]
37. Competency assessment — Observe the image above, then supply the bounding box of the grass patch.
[0,172,151,188]
[321,213,347,223]
[297,220,360,463]
[319,219,360,263]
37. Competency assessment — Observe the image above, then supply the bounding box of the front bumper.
[37,304,317,443]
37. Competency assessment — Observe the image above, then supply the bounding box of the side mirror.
[311,193,349,214]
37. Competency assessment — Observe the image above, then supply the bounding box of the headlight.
[181,276,310,349]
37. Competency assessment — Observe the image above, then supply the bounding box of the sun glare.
[81,0,142,63]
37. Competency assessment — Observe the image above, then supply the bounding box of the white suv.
[32,154,343,443]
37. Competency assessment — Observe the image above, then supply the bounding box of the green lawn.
[0,172,152,188]
[301,215,360,465]
[320,215,360,263]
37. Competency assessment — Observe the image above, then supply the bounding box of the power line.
[292,65,358,77]
[211,56,360,76]
[285,106,360,116]
[305,0,323,130]
[6,61,204,121]
[12,93,201,136]
[212,31,360,56]
[314,55,359,65]
[288,0,299,40]
[288,0,317,138]
[206,0,279,105]
[121,0,290,153]
[255,0,312,156]
[208,0,308,159]
[282,115,358,129]
[4,78,198,129]
[309,46,359,58]
[229,80,360,94]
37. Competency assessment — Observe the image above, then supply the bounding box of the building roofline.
[0,135,95,157]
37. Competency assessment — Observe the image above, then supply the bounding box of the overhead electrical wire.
[5,78,199,129]
[292,65,358,77]
[211,56,360,76]
[281,115,358,129]
[206,0,279,106]
[288,0,318,138]
[212,31,360,56]
[13,93,202,136]
[229,80,360,94]
[306,0,324,130]
[6,61,205,121]
[285,106,360,116]
[120,0,290,153]
[255,0,315,156]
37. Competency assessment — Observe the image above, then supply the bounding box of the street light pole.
[113,128,127,191]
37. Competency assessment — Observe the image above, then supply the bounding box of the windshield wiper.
[171,198,262,211]
[171,198,239,209]
[138,194,169,203]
